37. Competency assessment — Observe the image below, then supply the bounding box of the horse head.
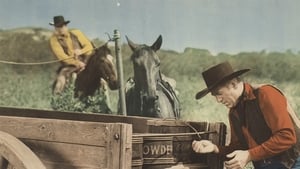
[75,43,119,97]
[93,44,119,90]
[126,35,163,116]
[126,35,163,98]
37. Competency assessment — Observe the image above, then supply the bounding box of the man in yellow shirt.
[49,15,94,94]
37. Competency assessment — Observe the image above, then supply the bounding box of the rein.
[0,47,99,66]
[0,56,77,65]
[0,32,115,66]
[138,72,180,119]
[0,31,116,66]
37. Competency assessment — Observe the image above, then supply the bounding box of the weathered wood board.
[0,115,132,169]
[0,106,153,133]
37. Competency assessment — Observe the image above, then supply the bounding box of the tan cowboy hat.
[195,61,250,100]
[49,15,70,27]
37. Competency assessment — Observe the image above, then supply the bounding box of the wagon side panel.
[0,115,132,169]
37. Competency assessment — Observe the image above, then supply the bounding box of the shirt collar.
[55,32,70,39]
[231,83,256,111]
[241,83,256,101]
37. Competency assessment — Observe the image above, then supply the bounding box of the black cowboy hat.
[49,15,70,27]
[195,61,250,100]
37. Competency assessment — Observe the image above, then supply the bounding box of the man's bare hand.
[76,61,86,72]
[74,49,82,56]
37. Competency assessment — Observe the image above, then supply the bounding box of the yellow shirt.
[49,29,94,66]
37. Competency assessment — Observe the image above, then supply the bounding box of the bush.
[50,81,112,114]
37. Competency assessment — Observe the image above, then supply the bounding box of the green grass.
[0,67,53,109]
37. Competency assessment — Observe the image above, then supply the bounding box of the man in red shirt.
[192,61,300,169]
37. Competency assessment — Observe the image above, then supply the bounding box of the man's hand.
[76,61,86,72]
[192,140,218,153]
[224,150,251,169]
[74,49,83,56]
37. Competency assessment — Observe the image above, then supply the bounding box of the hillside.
[1,27,300,123]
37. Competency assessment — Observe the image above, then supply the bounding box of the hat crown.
[54,16,65,23]
[50,15,70,27]
[202,61,234,87]
[195,61,249,99]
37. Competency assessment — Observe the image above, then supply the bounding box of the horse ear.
[126,35,138,51]
[151,35,162,52]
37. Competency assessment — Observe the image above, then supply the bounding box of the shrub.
[50,81,111,114]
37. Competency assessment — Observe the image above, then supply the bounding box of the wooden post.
[114,29,127,116]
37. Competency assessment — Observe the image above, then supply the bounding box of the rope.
[0,56,76,66]
[184,121,203,140]
[0,33,119,66]
[0,32,115,66]
[131,119,216,139]
[132,131,217,138]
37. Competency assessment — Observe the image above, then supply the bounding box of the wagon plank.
[23,139,107,169]
[0,106,152,133]
[0,114,132,169]
[0,115,110,146]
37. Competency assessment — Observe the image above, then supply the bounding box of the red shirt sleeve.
[249,86,296,161]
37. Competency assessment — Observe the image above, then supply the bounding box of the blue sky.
[1,0,300,54]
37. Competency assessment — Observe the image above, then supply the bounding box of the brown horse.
[74,44,119,98]
[124,35,180,119]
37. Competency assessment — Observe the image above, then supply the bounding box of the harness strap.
[157,80,181,119]
[125,77,181,119]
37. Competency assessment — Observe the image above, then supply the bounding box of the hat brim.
[49,20,70,27]
[195,69,250,100]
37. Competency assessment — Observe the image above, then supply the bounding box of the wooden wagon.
[0,106,226,169]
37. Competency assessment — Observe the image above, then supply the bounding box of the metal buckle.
[262,159,272,164]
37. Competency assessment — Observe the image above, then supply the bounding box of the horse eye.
[156,62,161,67]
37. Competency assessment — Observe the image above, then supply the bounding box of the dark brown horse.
[74,44,119,98]
[124,35,180,119]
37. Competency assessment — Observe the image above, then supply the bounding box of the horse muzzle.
[108,80,119,90]
[142,95,159,116]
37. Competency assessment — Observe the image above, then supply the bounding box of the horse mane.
[86,44,111,72]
